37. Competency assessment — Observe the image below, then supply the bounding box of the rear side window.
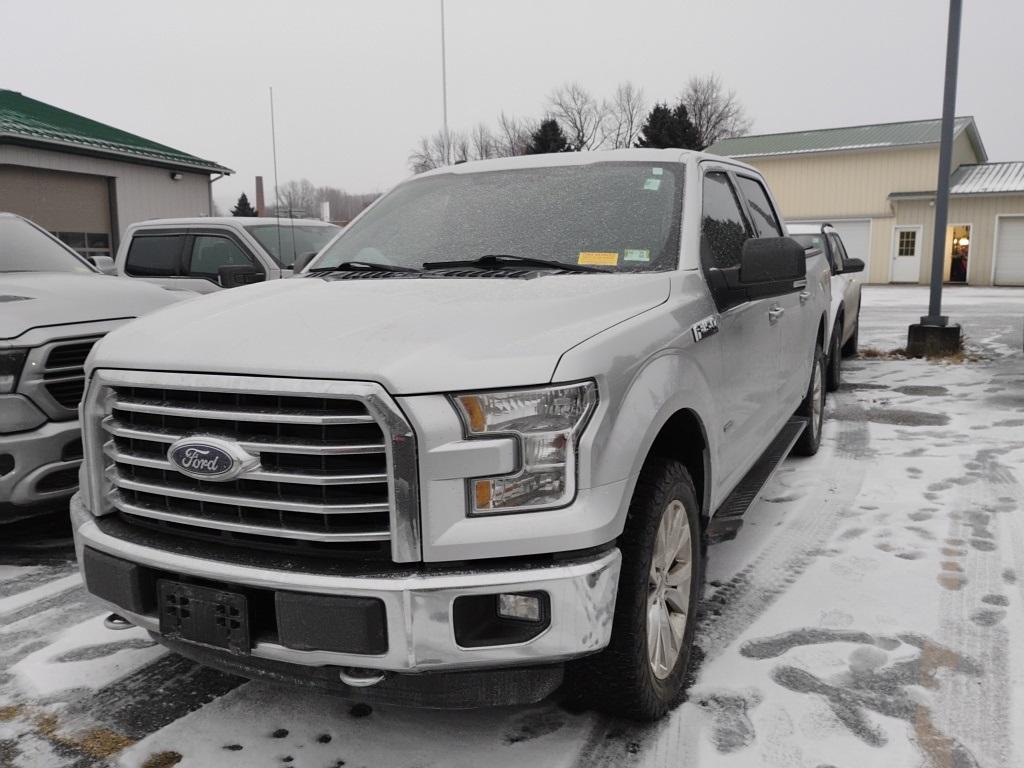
[188,235,256,279]
[736,176,782,238]
[125,234,185,276]
[700,172,751,270]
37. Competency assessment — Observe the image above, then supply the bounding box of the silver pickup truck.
[0,213,182,523]
[72,149,830,720]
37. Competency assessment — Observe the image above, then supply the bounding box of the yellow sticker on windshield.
[578,251,619,266]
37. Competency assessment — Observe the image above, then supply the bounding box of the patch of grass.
[142,751,184,768]
[0,705,23,722]
[858,347,907,359]
[33,711,135,759]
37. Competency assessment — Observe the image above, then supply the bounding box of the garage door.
[789,219,871,265]
[0,165,112,260]
[994,217,1024,286]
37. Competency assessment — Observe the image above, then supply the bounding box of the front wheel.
[826,325,842,392]
[793,344,825,456]
[566,458,703,721]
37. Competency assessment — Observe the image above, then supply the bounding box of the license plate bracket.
[158,579,250,654]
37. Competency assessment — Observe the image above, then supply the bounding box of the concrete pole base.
[907,323,962,357]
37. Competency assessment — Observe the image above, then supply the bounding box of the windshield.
[0,217,96,274]
[244,223,341,268]
[790,233,827,251]
[314,162,683,273]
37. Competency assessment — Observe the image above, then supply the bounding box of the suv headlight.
[0,350,28,394]
[451,381,597,515]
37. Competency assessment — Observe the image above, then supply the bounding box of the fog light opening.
[452,591,551,648]
[498,593,543,623]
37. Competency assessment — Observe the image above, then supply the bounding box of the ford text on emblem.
[167,437,258,481]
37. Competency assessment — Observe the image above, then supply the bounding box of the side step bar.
[706,417,807,544]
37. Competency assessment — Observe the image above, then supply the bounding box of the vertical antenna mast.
[270,86,283,259]
[440,0,450,165]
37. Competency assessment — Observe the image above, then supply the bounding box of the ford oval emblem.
[167,437,258,481]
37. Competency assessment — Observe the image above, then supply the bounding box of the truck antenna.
[270,86,283,261]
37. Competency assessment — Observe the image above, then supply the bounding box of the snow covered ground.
[0,285,1021,768]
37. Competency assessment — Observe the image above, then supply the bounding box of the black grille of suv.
[44,339,100,408]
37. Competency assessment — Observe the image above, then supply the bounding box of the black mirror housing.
[739,237,806,285]
[217,264,265,289]
[842,257,866,274]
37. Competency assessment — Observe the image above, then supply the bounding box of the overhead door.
[994,217,1024,286]
[0,165,112,260]
[789,219,871,263]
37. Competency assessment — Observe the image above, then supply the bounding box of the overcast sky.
[4,0,1022,212]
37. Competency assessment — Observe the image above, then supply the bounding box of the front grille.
[100,385,395,554]
[44,339,100,408]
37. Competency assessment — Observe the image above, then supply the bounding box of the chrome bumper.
[71,495,621,673]
[0,420,81,520]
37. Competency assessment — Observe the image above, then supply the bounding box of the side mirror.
[292,251,318,273]
[739,237,806,286]
[217,264,265,289]
[88,255,117,275]
[841,257,866,274]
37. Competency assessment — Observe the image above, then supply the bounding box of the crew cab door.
[699,169,783,487]
[829,233,861,343]
[734,174,811,414]
[121,227,266,293]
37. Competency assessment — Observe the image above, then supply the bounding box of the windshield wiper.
[308,261,421,274]
[421,254,604,273]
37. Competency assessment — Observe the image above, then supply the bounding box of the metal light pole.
[908,0,964,355]
[440,0,451,165]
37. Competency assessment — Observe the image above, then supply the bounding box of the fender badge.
[691,315,720,342]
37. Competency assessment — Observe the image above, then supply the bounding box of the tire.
[825,324,842,392]
[565,457,703,721]
[793,344,825,456]
[841,310,859,358]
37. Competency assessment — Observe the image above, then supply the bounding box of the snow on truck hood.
[1,273,184,341]
[90,273,672,393]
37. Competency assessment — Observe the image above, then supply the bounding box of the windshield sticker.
[651,167,663,175]
[578,251,619,266]
[623,249,650,262]
[643,178,662,191]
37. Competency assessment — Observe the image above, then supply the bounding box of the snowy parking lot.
[1,285,1022,768]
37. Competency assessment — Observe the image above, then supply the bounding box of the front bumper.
[0,419,81,520]
[71,495,621,674]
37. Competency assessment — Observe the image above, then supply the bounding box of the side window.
[700,171,751,270]
[188,235,256,279]
[125,234,185,277]
[736,176,782,238]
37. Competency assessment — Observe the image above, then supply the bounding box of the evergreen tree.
[231,192,258,217]
[525,118,572,154]
[635,102,701,150]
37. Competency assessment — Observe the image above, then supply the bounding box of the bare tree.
[601,81,647,149]
[470,122,497,160]
[682,74,752,150]
[276,178,318,217]
[548,82,607,150]
[494,112,536,157]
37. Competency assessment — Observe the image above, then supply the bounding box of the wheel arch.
[645,408,711,524]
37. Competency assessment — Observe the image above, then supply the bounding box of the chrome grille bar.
[112,397,377,425]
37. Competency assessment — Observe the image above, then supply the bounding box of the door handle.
[768,305,784,324]
[799,291,811,304]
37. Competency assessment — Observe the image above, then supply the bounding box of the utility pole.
[907,0,964,356]
[440,0,450,165]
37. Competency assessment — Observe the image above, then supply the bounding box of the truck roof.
[128,217,338,228]
[414,147,761,178]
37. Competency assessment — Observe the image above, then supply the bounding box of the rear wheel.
[841,309,860,358]
[566,458,703,721]
[826,324,842,392]
[793,344,825,456]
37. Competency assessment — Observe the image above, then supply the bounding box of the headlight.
[451,381,597,515]
[0,349,28,394]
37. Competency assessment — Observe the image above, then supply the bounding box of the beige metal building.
[709,118,1024,286]
[0,89,231,262]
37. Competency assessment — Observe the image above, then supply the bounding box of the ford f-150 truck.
[0,213,183,523]
[72,149,830,720]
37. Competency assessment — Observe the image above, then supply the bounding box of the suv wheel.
[566,458,703,721]
[841,309,860,357]
[793,344,825,456]
[826,325,842,392]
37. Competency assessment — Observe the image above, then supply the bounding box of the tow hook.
[104,613,134,631]
[339,667,389,688]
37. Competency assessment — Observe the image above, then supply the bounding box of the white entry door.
[994,217,1024,286]
[891,226,922,283]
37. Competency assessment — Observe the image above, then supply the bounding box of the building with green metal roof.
[0,90,232,259]
[708,117,1024,287]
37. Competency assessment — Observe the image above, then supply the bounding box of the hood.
[91,274,671,393]
[1,273,185,341]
